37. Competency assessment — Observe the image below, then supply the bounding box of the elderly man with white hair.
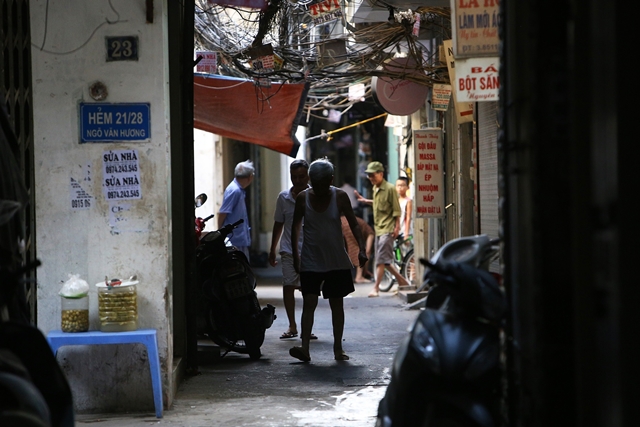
[217,159,254,260]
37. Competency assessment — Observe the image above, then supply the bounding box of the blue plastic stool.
[47,329,163,418]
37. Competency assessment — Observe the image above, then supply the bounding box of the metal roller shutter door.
[477,101,500,272]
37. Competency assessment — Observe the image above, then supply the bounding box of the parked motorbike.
[376,235,507,427]
[194,194,276,360]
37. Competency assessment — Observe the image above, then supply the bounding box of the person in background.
[396,176,413,245]
[355,161,410,297]
[339,176,361,217]
[290,158,367,362]
[269,159,317,341]
[341,213,375,283]
[217,160,254,260]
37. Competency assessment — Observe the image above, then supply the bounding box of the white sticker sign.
[70,177,93,210]
[195,51,218,74]
[102,149,142,201]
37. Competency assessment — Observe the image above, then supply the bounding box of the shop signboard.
[454,57,500,102]
[431,84,452,111]
[450,0,500,58]
[414,129,445,218]
[309,0,343,25]
[443,40,474,123]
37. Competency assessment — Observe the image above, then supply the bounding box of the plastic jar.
[96,279,138,332]
[61,295,89,332]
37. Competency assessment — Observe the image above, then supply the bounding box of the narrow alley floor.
[76,267,420,427]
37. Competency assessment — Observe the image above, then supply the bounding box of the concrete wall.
[30,0,173,413]
[259,147,282,253]
[194,129,222,220]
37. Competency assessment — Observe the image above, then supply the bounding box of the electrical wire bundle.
[194,0,451,112]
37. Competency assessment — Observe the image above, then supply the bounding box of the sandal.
[280,331,298,339]
[334,351,350,361]
[368,291,379,298]
[289,346,311,362]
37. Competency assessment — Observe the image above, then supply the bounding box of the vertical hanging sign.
[444,40,474,123]
[414,129,445,218]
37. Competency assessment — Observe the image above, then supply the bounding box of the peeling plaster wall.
[30,0,172,414]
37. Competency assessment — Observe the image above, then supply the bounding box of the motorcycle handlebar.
[218,218,244,238]
[420,259,446,274]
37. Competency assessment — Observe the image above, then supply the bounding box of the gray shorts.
[280,252,300,287]
[375,233,395,265]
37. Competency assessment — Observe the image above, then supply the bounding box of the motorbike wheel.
[378,270,395,292]
[206,305,251,354]
[243,327,265,360]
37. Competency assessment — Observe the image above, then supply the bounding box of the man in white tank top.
[289,159,367,362]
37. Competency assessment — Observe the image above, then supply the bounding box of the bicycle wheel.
[378,269,395,292]
[400,249,415,285]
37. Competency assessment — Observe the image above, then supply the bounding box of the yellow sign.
[450,0,500,58]
[444,40,474,123]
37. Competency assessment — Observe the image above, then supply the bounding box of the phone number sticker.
[102,149,142,201]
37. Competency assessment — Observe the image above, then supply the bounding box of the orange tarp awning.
[194,74,309,157]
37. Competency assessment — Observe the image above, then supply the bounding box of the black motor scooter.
[376,235,507,427]
[194,194,276,360]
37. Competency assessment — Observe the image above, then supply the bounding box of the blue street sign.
[80,103,150,143]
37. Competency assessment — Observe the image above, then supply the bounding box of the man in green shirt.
[355,161,410,297]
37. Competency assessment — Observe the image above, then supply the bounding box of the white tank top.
[300,187,353,272]
[399,198,413,236]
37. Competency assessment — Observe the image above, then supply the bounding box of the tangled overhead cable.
[194,1,451,97]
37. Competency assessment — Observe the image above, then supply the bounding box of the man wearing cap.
[355,161,410,297]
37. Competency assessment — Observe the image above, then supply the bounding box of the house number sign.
[106,36,138,62]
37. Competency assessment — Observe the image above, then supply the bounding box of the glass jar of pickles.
[96,278,139,332]
[60,294,89,332]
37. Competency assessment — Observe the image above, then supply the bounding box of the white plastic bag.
[59,274,90,298]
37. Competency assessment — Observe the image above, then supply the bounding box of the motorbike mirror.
[195,193,208,208]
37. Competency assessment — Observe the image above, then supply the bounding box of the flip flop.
[368,291,379,298]
[310,334,318,340]
[289,346,311,362]
[280,331,298,339]
[334,351,350,361]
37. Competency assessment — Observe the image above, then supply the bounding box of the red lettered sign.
[414,129,444,218]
